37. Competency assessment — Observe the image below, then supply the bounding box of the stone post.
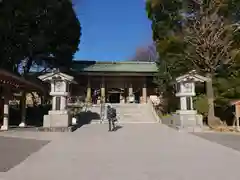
[19,91,26,127]
[1,89,10,130]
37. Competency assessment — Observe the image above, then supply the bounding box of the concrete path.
[1,124,240,180]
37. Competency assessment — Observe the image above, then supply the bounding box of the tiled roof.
[71,61,158,73]
[0,69,46,92]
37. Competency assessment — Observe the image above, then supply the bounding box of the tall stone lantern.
[38,70,76,128]
[173,70,209,132]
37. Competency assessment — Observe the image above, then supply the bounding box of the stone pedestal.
[172,110,203,132]
[43,110,71,128]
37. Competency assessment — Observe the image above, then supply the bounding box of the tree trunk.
[206,73,221,127]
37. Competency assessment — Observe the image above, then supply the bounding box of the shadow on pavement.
[0,136,49,172]
[113,125,123,131]
[193,132,240,152]
[74,111,100,129]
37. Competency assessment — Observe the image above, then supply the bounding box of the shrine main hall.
[69,61,158,104]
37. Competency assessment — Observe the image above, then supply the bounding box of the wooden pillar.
[128,83,134,103]
[86,77,91,103]
[128,83,133,96]
[101,76,105,103]
[124,83,128,103]
[142,83,147,103]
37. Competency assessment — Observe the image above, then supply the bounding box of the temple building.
[0,61,158,130]
[70,61,158,104]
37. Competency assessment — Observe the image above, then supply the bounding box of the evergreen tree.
[0,0,81,73]
[146,0,240,125]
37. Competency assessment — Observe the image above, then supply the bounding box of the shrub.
[193,94,208,118]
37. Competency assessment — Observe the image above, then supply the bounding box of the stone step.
[90,119,157,124]
[85,103,157,124]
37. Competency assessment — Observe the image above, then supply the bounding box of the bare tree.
[131,44,158,62]
[184,0,240,126]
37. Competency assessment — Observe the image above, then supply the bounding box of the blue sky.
[73,0,153,61]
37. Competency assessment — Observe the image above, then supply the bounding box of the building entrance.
[134,89,141,103]
[107,88,123,103]
[109,93,120,103]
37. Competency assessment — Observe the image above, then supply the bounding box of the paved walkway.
[1,124,240,180]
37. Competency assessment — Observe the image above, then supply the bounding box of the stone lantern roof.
[176,70,210,83]
[38,70,77,84]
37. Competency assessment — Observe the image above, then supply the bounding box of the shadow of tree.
[8,105,51,127]
[75,111,100,128]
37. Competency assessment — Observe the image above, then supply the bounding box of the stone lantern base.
[172,110,203,132]
[43,110,72,128]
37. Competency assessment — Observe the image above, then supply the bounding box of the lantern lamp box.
[38,70,77,128]
[172,70,209,132]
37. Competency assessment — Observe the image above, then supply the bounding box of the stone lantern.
[175,77,196,111]
[173,70,209,132]
[38,69,76,128]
